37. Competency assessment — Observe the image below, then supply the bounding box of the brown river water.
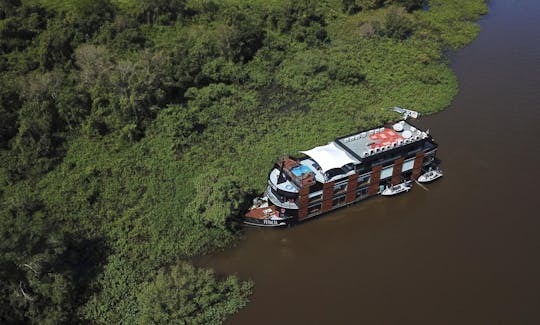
[198,1,540,323]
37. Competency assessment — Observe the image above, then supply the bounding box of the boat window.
[342,163,354,172]
[356,188,368,197]
[325,168,344,180]
[424,141,436,151]
[334,183,347,194]
[309,182,323,192]
[332,195,346,207]
[357,172,370,182]
[308,204,321,214]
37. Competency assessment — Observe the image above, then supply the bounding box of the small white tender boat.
[381,181,412,196]
[418,169,443,183]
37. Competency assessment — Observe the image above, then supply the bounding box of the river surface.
[199,1,540,323]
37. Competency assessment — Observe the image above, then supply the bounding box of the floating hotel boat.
[244,118,441,227]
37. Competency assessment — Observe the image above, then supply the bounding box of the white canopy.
[301,142,359,173]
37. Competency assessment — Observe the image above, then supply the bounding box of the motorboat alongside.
[418,168,443,183]
[381,181,412,196]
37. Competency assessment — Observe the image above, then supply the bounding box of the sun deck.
[336,120,429,160]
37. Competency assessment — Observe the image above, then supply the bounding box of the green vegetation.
[1,0,487,322]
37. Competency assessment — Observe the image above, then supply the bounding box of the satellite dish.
[402,130,412,139]
[393,123,404,132]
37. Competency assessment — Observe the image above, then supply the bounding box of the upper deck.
[268,120,435,194]
[335,120,430,161]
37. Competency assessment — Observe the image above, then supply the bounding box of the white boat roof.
[300,142,359,173]
[336,120,429,159]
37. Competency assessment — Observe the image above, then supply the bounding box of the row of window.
[306,187,371,216]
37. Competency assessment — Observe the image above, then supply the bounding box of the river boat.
[243,119,441,227]
[381,181,412,196]
[418,168,443,183]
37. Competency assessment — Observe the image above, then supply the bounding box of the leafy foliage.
[137,263,252,324]
[0,0,487,323]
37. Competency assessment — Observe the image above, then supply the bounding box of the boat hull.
[381,187,411,196]
[243,217,289,227]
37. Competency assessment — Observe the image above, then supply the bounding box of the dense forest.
[1,0,487,323]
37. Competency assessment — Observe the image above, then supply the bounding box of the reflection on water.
[199,0,540,323]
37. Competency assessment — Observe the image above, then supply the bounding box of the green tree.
[11,72,63,176]
[0,75,21,146]
[379,7,413,40]
[137,263,252,324]
[0,187,68,323]
[131,0,187,25]
[342,0,423,14]
[267,0,328,47]
[184,167,244,228]
[342,0,384,14]
[0,1,49,54]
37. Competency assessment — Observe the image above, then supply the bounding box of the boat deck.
[367,128,404,149]
[245,205,278,220]
[336,120,429,160]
